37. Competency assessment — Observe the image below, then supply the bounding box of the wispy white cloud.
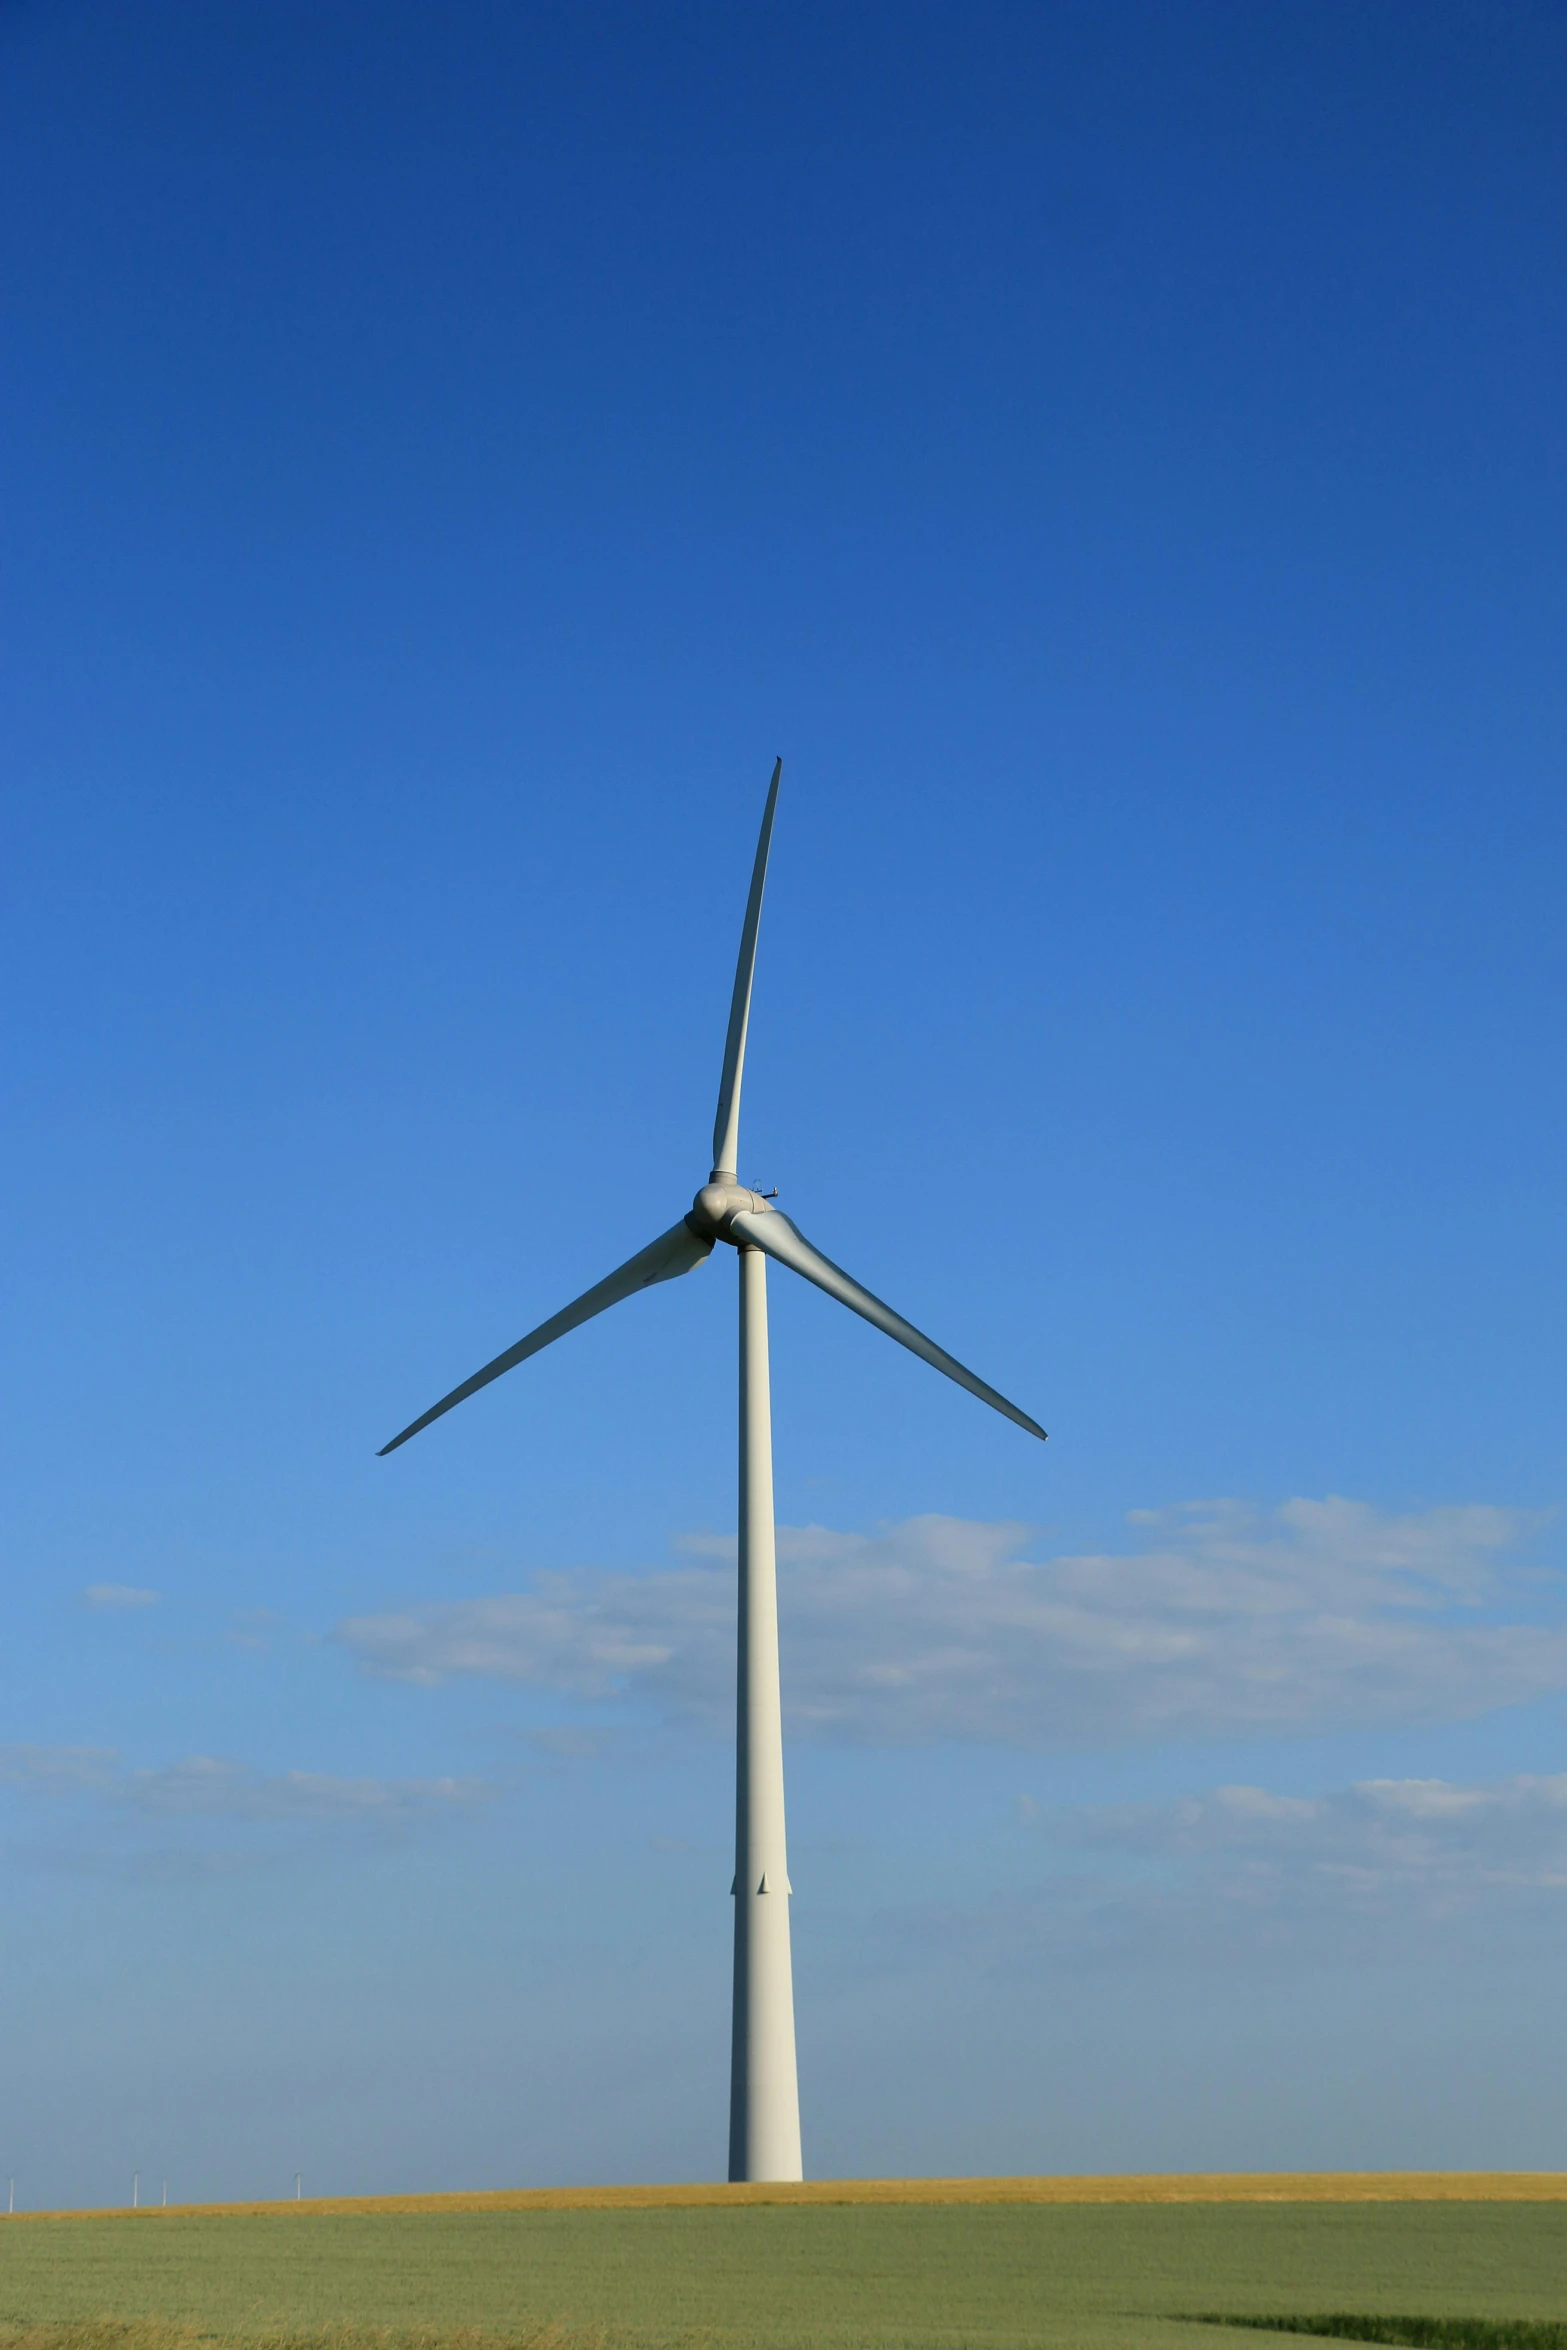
[0,1744,118,1794]
[339,1567,732,1705]
[337,1499,1564,1747]
[1052,1771,1567,1899]
[225,1607,285,1655]
[120,1756,492,1823]
[81,1583,159,1611]
[0,1744,491,1826]
[965,1770,1567,1974]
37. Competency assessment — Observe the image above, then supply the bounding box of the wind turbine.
[379,760,1046,2182]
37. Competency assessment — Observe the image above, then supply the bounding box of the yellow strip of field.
[20,2170,1567,2219]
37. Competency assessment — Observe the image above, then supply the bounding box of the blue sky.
[2,0,1564,2207]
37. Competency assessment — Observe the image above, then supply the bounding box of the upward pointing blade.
[727,1206,1047,1442]
[711,758,782,1180]
[378,1218,713,1455]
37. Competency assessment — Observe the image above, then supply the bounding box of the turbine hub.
[691,1181,771,1241]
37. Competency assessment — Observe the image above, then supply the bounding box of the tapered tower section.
[727,1243,803,2182]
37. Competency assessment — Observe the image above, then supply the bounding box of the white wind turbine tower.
[379,761,1046,2182]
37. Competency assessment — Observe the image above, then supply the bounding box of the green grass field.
[4,2196,1567,2350]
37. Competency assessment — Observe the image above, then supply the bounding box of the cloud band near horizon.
[335,1497,1563,1747]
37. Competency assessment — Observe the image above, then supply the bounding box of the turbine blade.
[711,757,782,1179]
[378,1218,712,1456]
[727,1207,1047,1442]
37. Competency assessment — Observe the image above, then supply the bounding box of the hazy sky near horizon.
[2,1,1565,2208]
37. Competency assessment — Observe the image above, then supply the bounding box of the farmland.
[3,2179,1567,2350]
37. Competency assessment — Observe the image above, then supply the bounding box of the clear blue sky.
[2,0,1564,2207]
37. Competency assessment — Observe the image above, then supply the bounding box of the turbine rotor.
[689,1181,774,1242]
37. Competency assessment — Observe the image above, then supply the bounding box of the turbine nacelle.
[691,1180,774,1242]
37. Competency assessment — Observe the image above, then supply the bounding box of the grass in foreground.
[0,2331,610,2350]
[0,2333,609,2350]
[0,2331,633,2350]
[20,2328,1561,2350]
[4,2201,1567,2350]
[1196,2325,1567,2350]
